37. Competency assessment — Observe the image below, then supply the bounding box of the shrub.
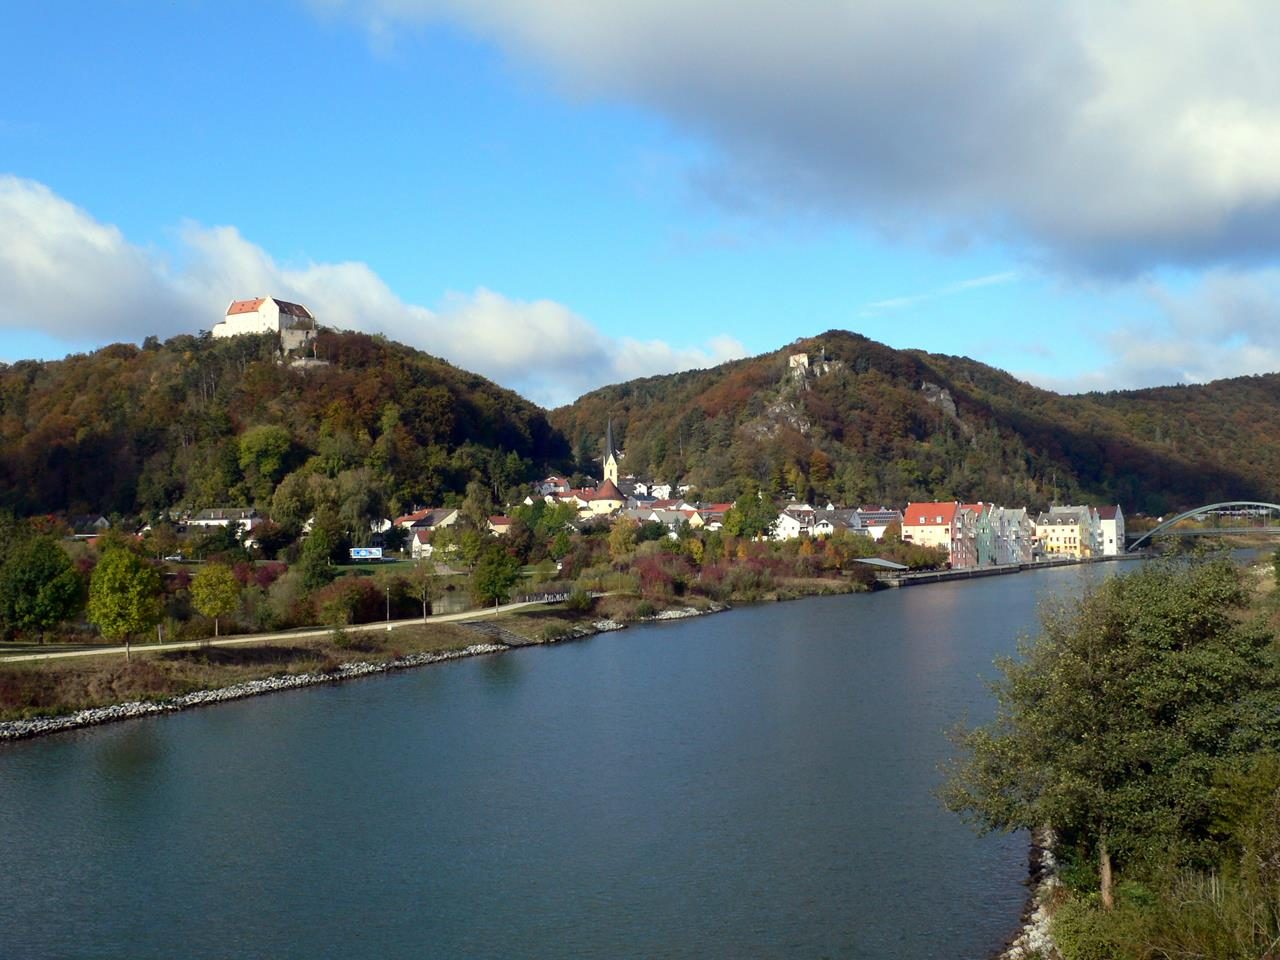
[564,588,594,613]
[311,577,382,626]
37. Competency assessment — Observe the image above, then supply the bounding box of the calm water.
[0,564,1116,959]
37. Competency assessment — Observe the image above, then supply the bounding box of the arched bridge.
[1127,501,1280,552]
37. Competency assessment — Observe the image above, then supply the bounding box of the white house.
[187,507,259,537]
[410,529,435,560]
[1097,505,1125,556]
[212,297,316,352]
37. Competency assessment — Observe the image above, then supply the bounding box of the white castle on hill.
[212,297,316,352]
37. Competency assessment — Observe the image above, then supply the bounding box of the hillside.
[552,330,1280,514]
[3,327,1277,523]
[0,331,568,519]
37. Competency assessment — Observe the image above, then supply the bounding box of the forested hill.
[4,326,1277,522]
[552,330,1280,515]
[0,331,568,518]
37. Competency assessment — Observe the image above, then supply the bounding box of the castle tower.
[603,419,620,485]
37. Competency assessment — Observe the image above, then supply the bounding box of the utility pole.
[385,584,391,631]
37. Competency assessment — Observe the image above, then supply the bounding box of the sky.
[5,1,1280,407]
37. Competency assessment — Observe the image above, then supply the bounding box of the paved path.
[0,600,553,664]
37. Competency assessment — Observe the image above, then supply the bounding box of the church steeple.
[603,418,619,485]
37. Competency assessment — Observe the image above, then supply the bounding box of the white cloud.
[1022,269,1280,393]
[321,0,1280,274]
[0,175,744,406]
[859,271,1018,316]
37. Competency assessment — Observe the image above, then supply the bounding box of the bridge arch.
[1127,501,1280,552]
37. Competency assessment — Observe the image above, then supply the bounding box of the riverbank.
[0,557,1095,741]
[997,828,1062,960]
[0,602,730,742]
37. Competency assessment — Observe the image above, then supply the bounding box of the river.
[0,564,1118,959]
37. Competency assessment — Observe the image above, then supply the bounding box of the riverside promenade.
[877,553,1142,588]
[0,597,558,665]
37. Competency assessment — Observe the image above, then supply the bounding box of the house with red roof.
[901,501,977,567]
[394,507,459,532]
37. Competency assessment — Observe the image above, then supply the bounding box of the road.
[0,599,554,664]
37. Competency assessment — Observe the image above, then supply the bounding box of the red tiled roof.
[227,298,266,315]
[395,508,432,525]
[225,297,313,320]
[489,515,512,525]
[903,501,959,526]
[1096,505,1120,520]
[592,479,624,501]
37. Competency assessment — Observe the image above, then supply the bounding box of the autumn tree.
[943,559,1280,910]
[87,548,164,660]
[608,519,638,560]
[190,562,241,637]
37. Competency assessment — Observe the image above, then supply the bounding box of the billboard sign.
[349,547,384,560]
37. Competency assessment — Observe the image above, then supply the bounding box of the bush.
[311,577,382,626]
[564,588,594,613]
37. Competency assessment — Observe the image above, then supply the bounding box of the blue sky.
[5,1,1280,405]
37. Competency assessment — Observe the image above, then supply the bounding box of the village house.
[854,506,902,540]
[410,529,435,560]
[1035,505,1097,559]
[1097,505,1125,556]
[772,503,818,540]
[394,507,459,532]
[488,515,513,536]
[68,514,111,538]
[902,501,978,568]
[187,507,260,537]
[535,475,571,496]
[990,507,1035,564]
[697,503,734,531]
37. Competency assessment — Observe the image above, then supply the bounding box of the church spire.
[603,418,619,485]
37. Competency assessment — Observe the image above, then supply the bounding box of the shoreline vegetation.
[951,553,1280,960]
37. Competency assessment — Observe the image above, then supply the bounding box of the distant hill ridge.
[551,329,1280,515]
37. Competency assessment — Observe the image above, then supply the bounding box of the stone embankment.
[0,643,507,743]
[0,604,729,744]
[998,827,1062,960]
[0,612,666,743]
